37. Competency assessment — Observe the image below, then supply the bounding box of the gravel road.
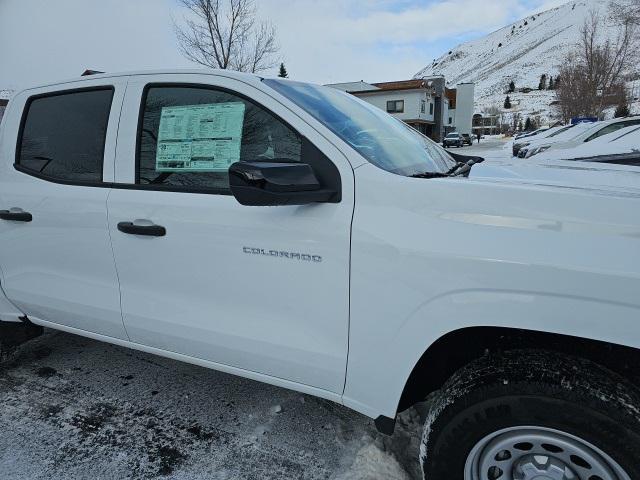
[0,330,426,480]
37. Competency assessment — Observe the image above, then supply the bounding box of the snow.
[414,0,640,123]
[0,89,12,101]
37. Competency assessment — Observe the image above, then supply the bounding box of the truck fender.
[343,289,640,420]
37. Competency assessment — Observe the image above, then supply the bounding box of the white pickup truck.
[1,70,639,480]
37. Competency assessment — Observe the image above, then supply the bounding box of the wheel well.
[397,326,640,412]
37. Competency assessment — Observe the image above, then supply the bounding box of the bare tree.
[175,0,279,73]
[555,11,637,121]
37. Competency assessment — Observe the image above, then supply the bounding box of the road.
[445,136,512,162]
[0,330,425,480]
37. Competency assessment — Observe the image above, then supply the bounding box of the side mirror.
[229,162,338,206]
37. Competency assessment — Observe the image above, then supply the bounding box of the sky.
[0,0,570,91]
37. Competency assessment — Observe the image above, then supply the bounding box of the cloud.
[0,0,570,89]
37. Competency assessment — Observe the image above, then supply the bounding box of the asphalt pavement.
[0,330,425,480]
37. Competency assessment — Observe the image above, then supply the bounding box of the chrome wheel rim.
[464,426,631,480]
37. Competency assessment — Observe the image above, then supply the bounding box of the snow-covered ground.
[446,136,512,162]
[0,330,426,479]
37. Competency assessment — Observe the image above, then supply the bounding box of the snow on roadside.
[333,442,410,480]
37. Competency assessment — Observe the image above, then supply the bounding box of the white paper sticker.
[155,102,246,172]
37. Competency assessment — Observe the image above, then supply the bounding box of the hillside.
[415,0,639,124]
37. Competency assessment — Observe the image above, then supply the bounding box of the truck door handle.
[117,221,166,237]
[0,209,33,222]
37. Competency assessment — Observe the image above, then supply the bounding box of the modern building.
[472,114,501,136]
[327,78,474,142]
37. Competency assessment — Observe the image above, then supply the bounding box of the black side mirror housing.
[229,162,339,206]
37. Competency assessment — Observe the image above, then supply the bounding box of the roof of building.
[325,81,379,92]
[371,79,430,91]
[340,77,446,95]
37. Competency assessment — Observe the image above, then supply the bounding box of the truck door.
[107,74,353,393]
[0,79,129,339]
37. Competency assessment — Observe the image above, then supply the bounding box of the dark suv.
[443,132,464,148]
[461,133,473,145]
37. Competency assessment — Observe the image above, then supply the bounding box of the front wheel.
[420,350,640,480]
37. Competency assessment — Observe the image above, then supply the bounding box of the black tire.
[421,349,640,480]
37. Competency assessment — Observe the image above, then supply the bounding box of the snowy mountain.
[415,0,639,124]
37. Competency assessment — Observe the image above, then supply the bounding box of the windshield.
[547,124,574,138]
[264,79,457,176]
[446,133,459,138]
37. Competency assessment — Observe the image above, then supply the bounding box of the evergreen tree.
[517,119,524,131]
[504,96,512,109]
[524,117,532,131]
[548,76,554,90]
[278,63,288,78]
[508,81,516,93]
[554,75,561,89]
[538,74,547,90]
[614,103,630,118]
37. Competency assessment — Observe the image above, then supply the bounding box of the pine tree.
[538,74,547,90]
[504,96,512,109]
[517,119,523,131]
[278,63,288,78]
[614,103,630,118]
[508,81,515,93]
[524,117,532,131]
[547,76,554,90]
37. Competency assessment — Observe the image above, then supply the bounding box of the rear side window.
[17,88,114,183]
[137,86,302,194]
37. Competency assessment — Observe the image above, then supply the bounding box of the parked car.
[514,124,574,157]
[525,116,640,158]
[511,127,552,155]
[1,70,639,480]
[461,133,473,145]
[534,124,640,166]
[443,132,464,147]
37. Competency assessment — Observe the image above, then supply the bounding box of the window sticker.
[155,102,246,172]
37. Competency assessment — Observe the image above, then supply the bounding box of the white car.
[517,122,595,158]
[0,70,639,479]
[525,116,640,158]
[511,127,554,156]
[534,124,640,166]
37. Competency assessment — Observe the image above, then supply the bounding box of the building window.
[386,100,404,113]
[449,117,452,125]
[420,100,426,114]
[429,102,434,115]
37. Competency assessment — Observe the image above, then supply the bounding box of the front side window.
[386,100,404,113]
[585,120,640,142]
[138,86,302,193]
[17,88,113,183]
[264,79,457,176]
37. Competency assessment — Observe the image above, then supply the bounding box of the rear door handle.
[0,209,32,222]
[117,221,166,237]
